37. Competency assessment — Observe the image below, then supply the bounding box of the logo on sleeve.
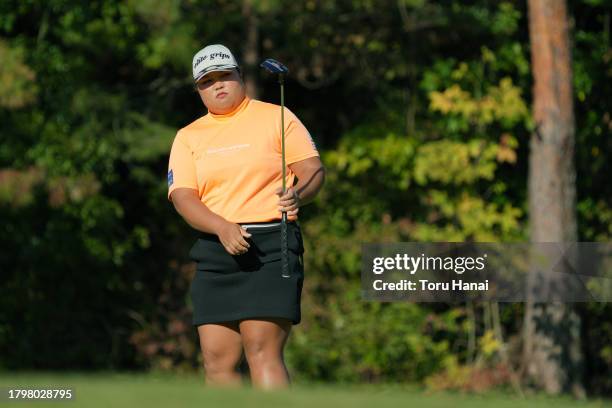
[307,131,318,152]
[167,169,174,187]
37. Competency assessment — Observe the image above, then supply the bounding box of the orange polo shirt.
[167,96,319,223]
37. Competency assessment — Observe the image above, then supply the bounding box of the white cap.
[192,44,239,82]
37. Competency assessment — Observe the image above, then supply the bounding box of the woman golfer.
[167,44,325,389]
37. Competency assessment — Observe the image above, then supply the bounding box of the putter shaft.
[280,76,290,278]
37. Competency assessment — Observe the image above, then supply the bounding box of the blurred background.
[0,0,610,402]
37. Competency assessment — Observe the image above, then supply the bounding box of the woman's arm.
[291,156,326,206]
[171,188,251,255]
[277,156,326,220]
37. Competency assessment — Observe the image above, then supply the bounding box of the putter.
[260,58,291,278]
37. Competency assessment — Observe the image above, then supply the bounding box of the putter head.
[260,58,289,74]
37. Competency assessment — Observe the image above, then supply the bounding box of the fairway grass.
[0,372,610,408]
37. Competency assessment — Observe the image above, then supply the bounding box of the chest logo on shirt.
[206,143,251,155]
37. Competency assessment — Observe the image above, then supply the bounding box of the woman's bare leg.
[197,321,243,387]
[240,317,292,390]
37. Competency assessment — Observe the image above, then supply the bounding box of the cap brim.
[194,65,238,82]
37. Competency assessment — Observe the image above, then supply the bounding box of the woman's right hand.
[216,221,252,255]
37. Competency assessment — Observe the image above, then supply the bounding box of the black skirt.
[188,221,304,326]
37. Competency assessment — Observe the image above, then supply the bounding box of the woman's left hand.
[275,187,300,221]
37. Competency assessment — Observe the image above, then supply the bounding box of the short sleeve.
[282,108,320,165]
[167,131,198,201]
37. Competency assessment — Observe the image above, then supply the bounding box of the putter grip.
[281,212,289,278]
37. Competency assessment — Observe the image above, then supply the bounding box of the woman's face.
[196,69,246,114]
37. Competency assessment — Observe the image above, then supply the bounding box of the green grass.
[0,372,610,408]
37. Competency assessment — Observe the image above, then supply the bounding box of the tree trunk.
[242,0,259,99]
[524,0,584,397]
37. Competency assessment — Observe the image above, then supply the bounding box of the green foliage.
[0,39,37,108]
[289,299,457,382]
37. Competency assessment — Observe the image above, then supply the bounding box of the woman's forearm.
[295,166,325,206]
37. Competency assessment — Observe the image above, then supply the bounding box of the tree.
[241,0,260,99]
[524,0,584,397]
